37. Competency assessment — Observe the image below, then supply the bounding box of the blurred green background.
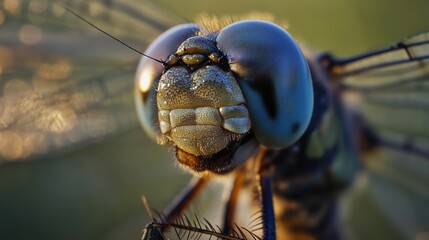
[1,0,429,239]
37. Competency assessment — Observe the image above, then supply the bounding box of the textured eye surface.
[217,20,313,149]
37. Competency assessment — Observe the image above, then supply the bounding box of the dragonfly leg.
[161,175,210,231]
[221,172,245,236]
[255,148,276,240]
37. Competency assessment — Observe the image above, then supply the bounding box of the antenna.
[60,3,166,65]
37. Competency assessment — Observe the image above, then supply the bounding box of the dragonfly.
[1,0,429,240]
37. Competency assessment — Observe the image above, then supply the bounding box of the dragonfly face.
[135,20,314,174]
[3,1,429,240]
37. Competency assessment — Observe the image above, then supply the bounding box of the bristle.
[195,12,289,35]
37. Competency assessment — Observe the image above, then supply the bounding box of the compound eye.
[135,24,199,141]
[217,21,313,148]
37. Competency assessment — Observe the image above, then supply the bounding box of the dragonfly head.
[135,21,313,174]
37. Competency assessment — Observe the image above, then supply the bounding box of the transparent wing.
[0,0,180,162]
[326,32,429,239]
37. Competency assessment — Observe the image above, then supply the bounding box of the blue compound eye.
[135,24,199,141]
[217,20,314,148]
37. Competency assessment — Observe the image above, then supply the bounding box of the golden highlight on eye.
[139,68,155,92]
